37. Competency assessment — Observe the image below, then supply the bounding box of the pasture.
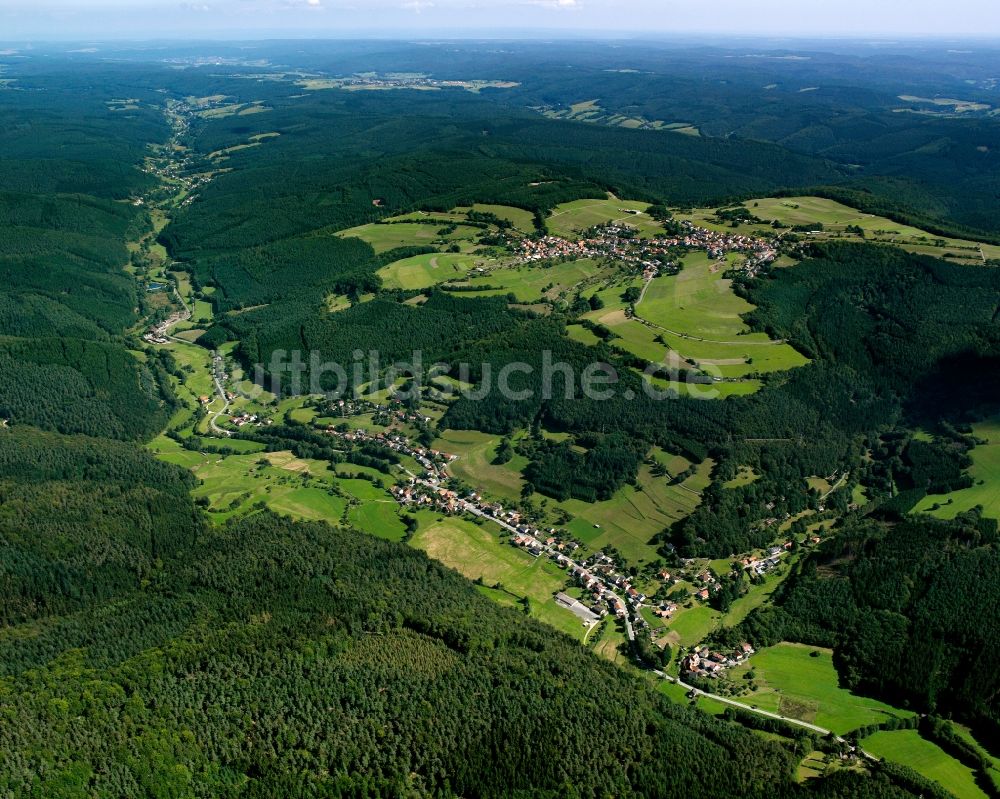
[558,457,712,565]
[454,203,536,232]
[915,417,1000,521]
[337,221,479,253]
[547,197,662,240]
[745,196,999,263]
[635,252,809,378]
[729,642,913,734]
[434,429,528,502]
[409,513,585,640]
[861,730,986,799]
[378,251,489,290]
[149,437,409,540]
[447,258,611,302]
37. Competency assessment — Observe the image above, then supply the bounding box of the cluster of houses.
[391,481,464,514]
[514,219,778,277]
[681,643,756,679]
[143,307,187,344]
[659,222,778,275]
[327,398,432,428]
[692,569,723,602]
[516,224,669,274]
[326,426,454,480]
[741,543,792,577]
[229,412,267,428]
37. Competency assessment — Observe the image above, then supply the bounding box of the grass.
[635,252,809,379]
[149,437,407,540]
[336,221,479,254]
[547,197,663,240]
[914,417,1000,521]
[862,730,987,799]
[557,456,712,566]
[378,251,489,290]
[455,203,536,233]
[743,196,1000,264]
[348,498,408,542]
[408,512,586,640]
[729,642,913,735]
[725,466,761,488]
[446,258,611,303]
[434,429,528,502]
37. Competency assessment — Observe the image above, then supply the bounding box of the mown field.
[547,197,662,239]
[378,251,490,290]
[149,434,410,540]
[728,642,914,735]
[635,252,809,379]
[447,258,612,302]
[914,417,1000,521]
[434,428,528,502]
[557,455,713,565]
[337,220,479,253]
[408,511,586,640]
[861,730,987,799]
[677,196,1000,265]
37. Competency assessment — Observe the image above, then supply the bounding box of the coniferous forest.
[1,39,999,798]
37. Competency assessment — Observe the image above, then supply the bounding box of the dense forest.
[1,47,999,797]
[0,66,176,440]
[0,426,925,799]
[720,511,1000,741]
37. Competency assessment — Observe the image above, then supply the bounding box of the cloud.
[401,0,433,11]
[528,0,581,9]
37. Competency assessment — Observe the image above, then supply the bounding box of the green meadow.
[862,730,987,799]
[635,252,809,379]
[434,429,528,502]
[914,417,1000,521]
[409,512,586,640]
[378,251,489,290]
[547,197,662,239]
[557,456,712,565]
[337,220,479,253]
[454,203,536,233]
[446,258,611,302]
[148,433,411,540]
[729,642,913,735]
[677,195,1000,265]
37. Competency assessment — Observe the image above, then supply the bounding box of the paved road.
[630,277,788,347]
[208,353,231,437]
[406,470,635,639]
[653,670,874,759]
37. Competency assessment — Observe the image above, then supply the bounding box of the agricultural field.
[635,252,810,379]
[547,197,663,239]
[914,417,1000,521]
[446,258,612,302]
[337,220,480,253]
[675,196,1000,265]
[861,730,987,799]
[378,251,492,290]
[556,456,713,565]
[728,643,913,735]
[408,512,586,640]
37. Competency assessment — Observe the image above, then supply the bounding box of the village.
[516,218,779,277]
[680,642,757,680]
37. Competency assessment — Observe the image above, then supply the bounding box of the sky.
[2,0,999,40]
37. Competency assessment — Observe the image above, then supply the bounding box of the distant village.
[516,218,779,277]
